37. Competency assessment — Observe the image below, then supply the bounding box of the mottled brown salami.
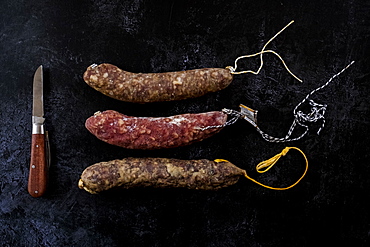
[85,110,227,150]
[83,22,304,103]
[83,63,233,103]
[78,157,245,193]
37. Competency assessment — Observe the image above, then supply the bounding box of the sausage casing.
[83,63,233,103]
[78,157,245,193]
[85,110,227,150]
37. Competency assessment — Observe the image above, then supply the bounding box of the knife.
[28,65,50,197]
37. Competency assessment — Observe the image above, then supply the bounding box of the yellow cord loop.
[244,147,308,190]
[256,147,290,173]
[227,20,302,83]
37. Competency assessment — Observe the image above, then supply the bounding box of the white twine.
[201,61,355,143]
[227,20,303,83]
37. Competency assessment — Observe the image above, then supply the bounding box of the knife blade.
[28,65,49,197]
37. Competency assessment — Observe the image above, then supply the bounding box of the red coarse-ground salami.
[78,157,246,193]
[85,110,227,150]
[83,63,233,103]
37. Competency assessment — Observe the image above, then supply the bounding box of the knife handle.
[28,134,48,197]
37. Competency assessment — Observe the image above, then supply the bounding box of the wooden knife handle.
[28,134,48,197]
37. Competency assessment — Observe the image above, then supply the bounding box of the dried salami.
[83,63,233,103]
[83,22,302,103]
[78,157,245,193]
[85,110,227,150]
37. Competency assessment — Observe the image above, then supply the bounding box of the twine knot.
[281,147,290,156]
[294,99,327,135]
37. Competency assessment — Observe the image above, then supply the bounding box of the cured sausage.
[85,110,227,150]
[83,63,233,103]
[83,22,303,103]
[78,157,245,193]
[78,147,309,194]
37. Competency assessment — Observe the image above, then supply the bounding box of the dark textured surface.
[0,0,369,246]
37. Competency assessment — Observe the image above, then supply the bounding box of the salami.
[85,110,227,149]
[78,147,309,194]
[83,63,233,103]
[83,22,303,103]
[78,158,245,193]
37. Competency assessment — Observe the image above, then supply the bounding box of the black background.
[1,0,370,246]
